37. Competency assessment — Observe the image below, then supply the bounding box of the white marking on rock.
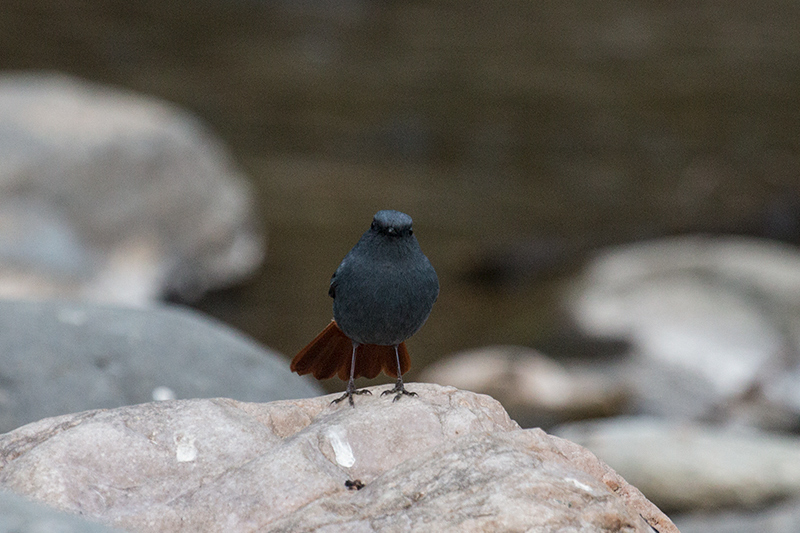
[327,426,355,468]
[566,477,594,493]
[175,434,198,462]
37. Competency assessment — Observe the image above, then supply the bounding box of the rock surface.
[0,299,320,433]
[0,489,123,533]
[0,71,263,305]
[567,235,800,428]
[0,385,676,533]
[556,416,800,513]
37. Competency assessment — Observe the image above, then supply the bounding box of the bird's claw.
[332,388,372,407]
[381,381,417,402]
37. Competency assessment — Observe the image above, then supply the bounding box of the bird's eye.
[371,221,377,230]
[409,229,413,235]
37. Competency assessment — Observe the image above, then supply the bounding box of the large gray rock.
[556,417,800,513]
[567,235,800,427]
[0,385,676,533]
[0,299,320,433]
[0,71,263,305]
[0,490,123,533]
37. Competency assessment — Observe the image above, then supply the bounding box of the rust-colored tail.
[290,320,411,381]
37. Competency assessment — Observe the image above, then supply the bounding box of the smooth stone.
[0,71,263,305]
[556,416,800,513]
[0,298,320,433]
[0,385,676,533]
[420,345,629,428]
[567,235,800,426]
[674,499,800,533]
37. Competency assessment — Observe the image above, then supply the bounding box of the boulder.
[0,299,320,433]
[0,71,263,305]
[556,417,800,513]
[674,499,800,533]
[0,384,676,533]
[567,235,800,428]
[420,345,629,428]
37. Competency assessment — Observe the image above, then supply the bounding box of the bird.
[290,210,439,406]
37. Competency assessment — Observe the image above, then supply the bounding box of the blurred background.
[6,0,798,370]
[2,1,800,529]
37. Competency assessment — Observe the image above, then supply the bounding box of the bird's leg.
[332,342,372,407]
[381,345,418,402]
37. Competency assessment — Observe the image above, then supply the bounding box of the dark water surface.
[3,1,800,390]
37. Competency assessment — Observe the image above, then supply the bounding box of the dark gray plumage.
[331,210,439,346]
[291,210,439,406]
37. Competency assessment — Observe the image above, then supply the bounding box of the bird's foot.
[331,388,371,407]
[381,379,417,402]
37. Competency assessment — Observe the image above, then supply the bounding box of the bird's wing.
[328,269,337,298]
[329,255,350,298]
